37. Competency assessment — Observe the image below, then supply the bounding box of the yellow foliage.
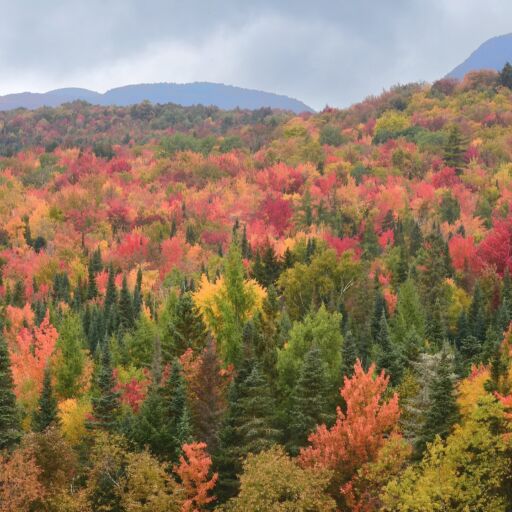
[58,398,92,446]
[457,365,490,418]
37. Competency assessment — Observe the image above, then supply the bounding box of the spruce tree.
[375,311,401,384]
[443,125,465,171]
[417,348,458,454]
[87,262,98,300]
[288,346,331,455]
[468,282,487,341]
[499,61,512,89]
[172,292,207,355]
[118,274,134,330]
[89,341,120,431]
[132,267,143,317]
[341,329,358,378]
[0,334,20,450]
[33,366,58,432]
[104,263,117,309]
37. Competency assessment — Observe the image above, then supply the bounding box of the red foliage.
[477,216,512,275]
[174,442,218,512]
[449,235,478,273]
[258,194,293,236]
[299,360,400,485]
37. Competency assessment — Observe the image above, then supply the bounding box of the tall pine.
[0,334,20,450]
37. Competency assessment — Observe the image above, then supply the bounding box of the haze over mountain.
[0,82,313,113]
[447,33,512,79]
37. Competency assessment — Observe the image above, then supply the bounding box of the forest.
[1,65,512,511]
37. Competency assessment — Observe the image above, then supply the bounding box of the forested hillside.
[1,66,512,511]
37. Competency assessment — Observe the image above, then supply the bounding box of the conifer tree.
[0,334,20,450]
[87,262,98,300]
[172,292,207,355]
[33,365,58,432]
[375,311,401,384]
[443,125,465,171]
[468,282,487,341]
[89,340,120,431]
[417,348,458,455]
[132,267,143,317]
[499,61,512,89]
[288,346,331,455]
[341,329,358,378]
[104,263,117,309]
[118,274,134,330]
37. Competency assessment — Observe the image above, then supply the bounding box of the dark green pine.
[0,334,20,450]
[104,264,117,309]
[172,292,207,355]
[87,262,98,300]
[118,274,134,330]
[89,341,120,431]
[288,346,331,455]
[33,365,58,432]
[341,329,358,378]
[375,311,401,384]
[417,349,458,455]
[468,282,487,341]
[132,267,143,317]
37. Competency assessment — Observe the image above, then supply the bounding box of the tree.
[288,345,331,455]
[53,312,87,399]
[375,312,402,385]
[172,292,207,356]
[174,442,217,512]
[89,341,120,431]
[0,446,45,512]
[121,450,182,512]
[382,396,512,511]
[299,360,400,502]
[499,61,512,89]
[416,347,459,455]
[443,125,465,171]
[33,365,58,432]
[224,445,336,512]
[341,330,358,378]
[0,334,20,450]
[277,304,343,394]
[118,274,134,330]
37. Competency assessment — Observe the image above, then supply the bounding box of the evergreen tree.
[90,247,103,273]
[132,267,143,317]
[499,61,512,89]
[118,274,134,330]
[443,125,466,171]
[89,340,120,431]
[371,288,388,341]
[361,219,381,259]
[341,329,358,378]
[409,221,423,257]
[468,282,487,341]
[375,311,401,384]
[417,348,458,455]
[104,263,117,309]
[0,334,20,450]
[33,365,58,432]
[288,346,331,455]
[87,262,98,300]
[12,279,25,307]
[172,292,207,355]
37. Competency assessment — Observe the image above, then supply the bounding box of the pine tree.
[362,219,381,259]
[443,125,466,171]
[89,341,120,431]
[104,263,117,309]
[371,289,388,342]
[118,274,134,330]
[417,348,458,454]
[132,267,143,318]
[87,262,98,300]
[468,282,487,341]
[409,221,423,257]
[172,292,207,355]
[375,311,401,384]
[499,61,512,89]
[0,334,20,450]
[341,330,358,378]
[12,279,25,307]
[33,365,58,432]
[288,346,331,455]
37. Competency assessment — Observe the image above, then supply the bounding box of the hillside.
[0,82,313,113]
[1,71,512,510]
[448,33,512,78]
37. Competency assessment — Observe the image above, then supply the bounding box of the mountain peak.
[447,33,512,79]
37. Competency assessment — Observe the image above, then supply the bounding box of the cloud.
[0,0,511,109]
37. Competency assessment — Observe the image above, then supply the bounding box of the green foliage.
[33,366,58,432]
[0,334,20,450]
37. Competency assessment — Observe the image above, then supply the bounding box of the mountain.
[447,33,512,79]
[0,82,313,113]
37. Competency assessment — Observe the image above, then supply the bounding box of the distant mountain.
[447,33,512,79]
[0,82,313,113]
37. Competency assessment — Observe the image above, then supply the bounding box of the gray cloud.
[0,0,511,109]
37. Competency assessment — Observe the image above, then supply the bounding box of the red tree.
[174,442,218,512]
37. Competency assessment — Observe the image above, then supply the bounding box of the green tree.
[33,366,58,432]
[172,292,207,356]
[417,348,459,455]
[0,334,20,450]
[375,312,402,385]
[499,61,512,89]
[443,125,466,171]
[118,275,134,330]
[288,345,332,455]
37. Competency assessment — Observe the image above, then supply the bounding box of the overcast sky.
[0,1,511,110]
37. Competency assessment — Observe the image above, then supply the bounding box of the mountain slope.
[447,33,512,79]
[0,82,313,113]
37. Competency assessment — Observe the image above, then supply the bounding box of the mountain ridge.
[0,81,313,113]
[447,33,512,79]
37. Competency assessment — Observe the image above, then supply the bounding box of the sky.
[0,1,512,110]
